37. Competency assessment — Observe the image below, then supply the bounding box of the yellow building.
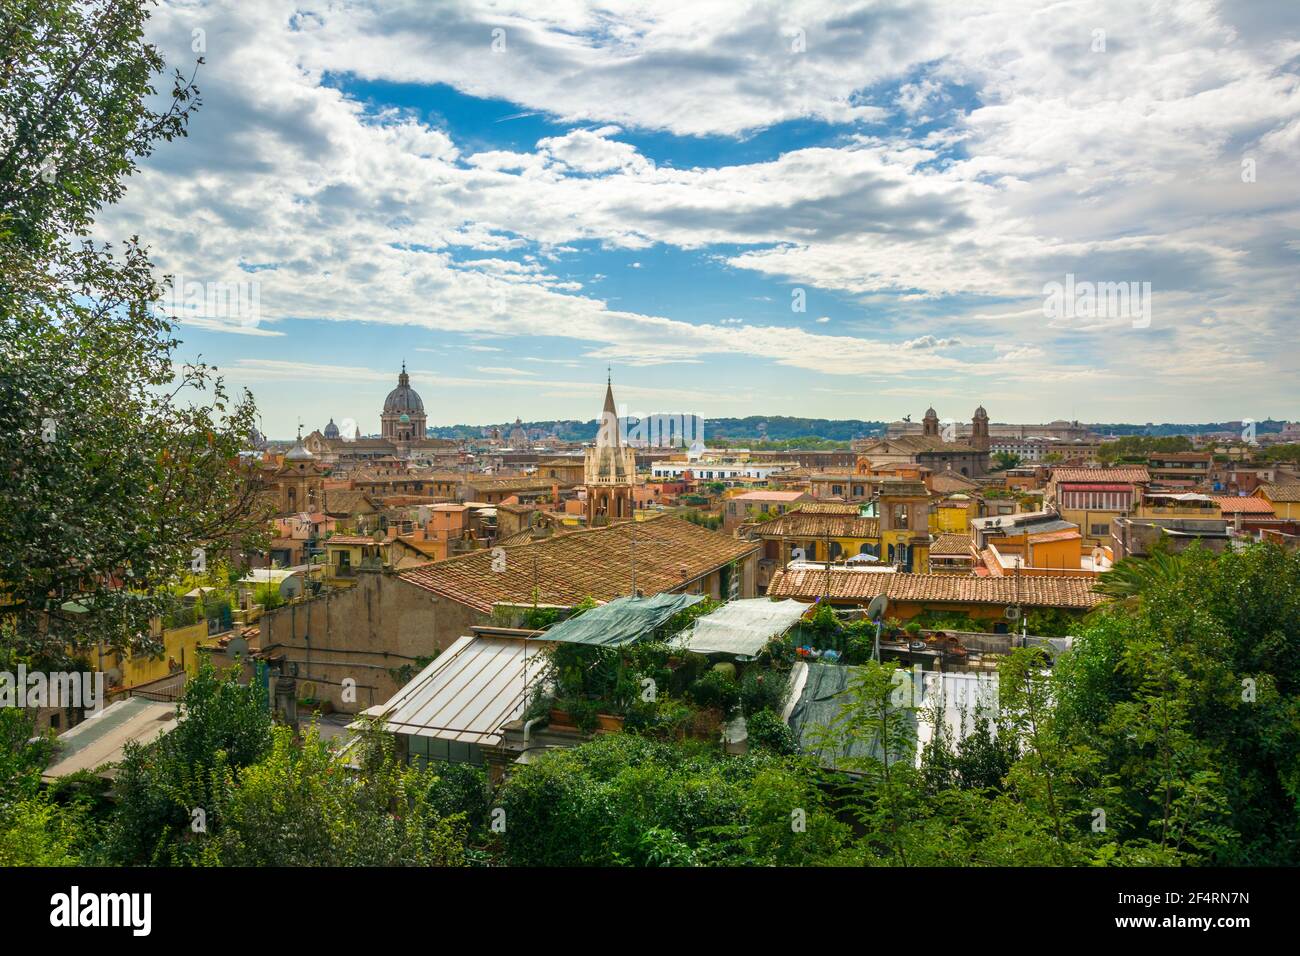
[323,534,393,587]
[930,493,977,534]
[90,619,206,692]
[877,479,931,573]
[743,503,881,591]
[1255,483,1300,520]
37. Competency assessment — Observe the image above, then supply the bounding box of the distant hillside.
[427,416,1291,443]
[1093,420,1287,437]
[429,415,886,444]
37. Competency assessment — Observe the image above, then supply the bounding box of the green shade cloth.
[787,662,917,773]
[543,592,705,646]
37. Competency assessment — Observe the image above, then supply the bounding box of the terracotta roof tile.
[747,510,880,539]
[930,532,973,556]
[1259,484,1300,503]
[399,514,758,612]
[1051,466,1150,484]
[767,568,1103,608]
[795,502,863,515]
[1212,496,1276,514]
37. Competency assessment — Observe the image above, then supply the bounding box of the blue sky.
[98,1,1300,437]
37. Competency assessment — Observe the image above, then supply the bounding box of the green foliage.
[100,661,273,864]
[746,709,797,755]
[689,669,740,714]
[1058,541,1300,864]
[1097,435,1194,463]
[203,725,466,866]
[677,508,722,530]
[740,667,786,716]
[494,733,846,866]
[991,451,1022,471]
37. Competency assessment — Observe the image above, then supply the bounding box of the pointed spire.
[599,374,620,448]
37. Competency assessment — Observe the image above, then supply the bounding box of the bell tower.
[922,406,940,438]
[584,375,637,526]
[971,405,990,452]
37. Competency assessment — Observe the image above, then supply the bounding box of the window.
[1090,522,1110,536]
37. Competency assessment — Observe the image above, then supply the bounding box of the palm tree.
[1093,546,1188,606]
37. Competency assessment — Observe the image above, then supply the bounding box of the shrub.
[740,668,786,716]
[689,670,740,714]
[746,709,797,755]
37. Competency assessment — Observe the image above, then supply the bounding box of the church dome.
[324,418,340,439]
[384,363,425,415]
[285,441,315,462]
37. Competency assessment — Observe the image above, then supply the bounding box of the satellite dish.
[866,593,889,622]
[279,576,303,600]
[1005,606,1021,620]
[228,637,249,657]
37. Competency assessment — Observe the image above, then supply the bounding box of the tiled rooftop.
[930,532,973,556]
[1259,484,1300,503]
[767,567,1104,608]
[1051,466,1150,484]
[400,514,758,612]
[1213,496,1276,514]
[747,510,880,539]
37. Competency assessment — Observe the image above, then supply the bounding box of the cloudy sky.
[100,0,1300,437]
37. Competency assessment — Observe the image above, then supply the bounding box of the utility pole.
[824,528,831,601]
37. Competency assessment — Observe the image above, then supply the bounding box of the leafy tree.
[807,660,926,865]
[203,724,467,867]
[1,0,264,665]
[100,661,272,865]
[992,451,1022,471]
[495,734,843,866]
[1057,541,1300,864]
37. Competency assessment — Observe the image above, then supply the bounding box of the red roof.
[767,568,1103,609]
[1052,467,1149,484]
[1213,496,1275,514]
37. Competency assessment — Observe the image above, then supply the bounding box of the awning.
[364,634,549,745]
[542,592,705,646]
[674,598,810,657]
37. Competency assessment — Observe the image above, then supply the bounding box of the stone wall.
[258,570,488,713]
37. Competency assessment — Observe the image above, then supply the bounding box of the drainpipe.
[522,717,542,743]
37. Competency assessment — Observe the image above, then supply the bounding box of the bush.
[689,670,740,714]
[740,668,786,716]
[494,733,844,866]
[746,709,797,755]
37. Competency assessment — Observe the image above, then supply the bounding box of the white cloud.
[89,0,1300,422]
